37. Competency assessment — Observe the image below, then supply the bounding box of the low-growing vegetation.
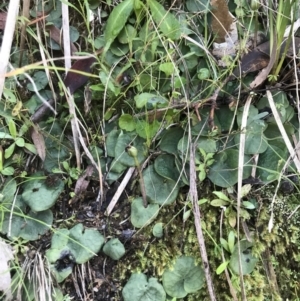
[1,0,300,300]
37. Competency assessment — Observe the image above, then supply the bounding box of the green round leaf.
[215,106,236,132]
[119,114,136,131]
[15,137,25,147]
[110,40,130,56]
[197,68,210,80]
[143,165,179,205]
[154,154,180,182]
[131,197,159,228]
[0,178,17,202]
[229,240,258,275]
[68,224,105,264]
[19,210,53,241]
[207,149,251,188]
[114,132,147,167]
[27,71,49,92]
[50,26,80,50]
[106,129,121,157]
[69,26,80,42]
[159,62,177,77]
[160,127,184,154]
[50,229,70,250]
[234,131,268,154]
[103,238,125,260]
[2,206,53,241]
[162,256,205,298]
[153,222,163,238]
[3,89,17,103]
[235,107,268,154]
[122,273,166,301]
[257,142,288,182]
[106,159,127,184]
[22,172,65,211]
[46,0,62,21]
[1,167,15,176]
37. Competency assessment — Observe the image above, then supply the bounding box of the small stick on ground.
[189,142,217,301]
[105,167,135,216]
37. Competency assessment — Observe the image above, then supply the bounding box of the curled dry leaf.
[233,50,270,77]
[233,37,300,79]
[64,57,97,94]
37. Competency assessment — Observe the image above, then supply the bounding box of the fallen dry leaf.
[233,50,270,77]
[64,57,97,94]
[47,24,78,54]
[70,165,94,204]
[31,126,46,161]
[211,0,234,43]
[233,37,300,79]
[249,40,277,89]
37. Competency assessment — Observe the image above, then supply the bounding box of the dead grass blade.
[266,90,300,171]
[0,0,20,99]
[237,94,253,300]
[105,167,135,216]
[189,142,217,301]
[31,126,46,161]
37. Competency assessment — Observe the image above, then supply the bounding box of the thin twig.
[0,0,20,98]
[62,1,71,69]
[105,167,135,216]
[237,94,254,300]
[266,90,300,171]
[189,142,216,301]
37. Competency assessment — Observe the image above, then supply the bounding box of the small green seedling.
[0,118,36,160]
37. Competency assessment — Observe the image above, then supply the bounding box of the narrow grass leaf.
[216,261,229,275]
